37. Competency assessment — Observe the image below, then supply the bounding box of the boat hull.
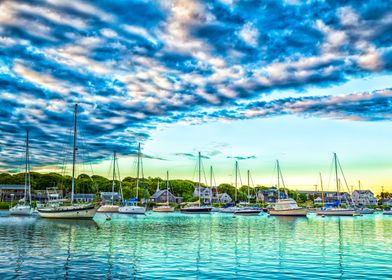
[269,208,308,216]
[38,205,98,219]
[97,205,119,213]
[153,206,174,212]
[356,208,375,214]
[9,205,33,216]
[316,209,356,216]
[118,205,146,214]
[383,210,392,215]
[219,207,241,213]
[181,207,212,214]
[234,210,261,216]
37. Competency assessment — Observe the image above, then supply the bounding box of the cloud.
[1,0,392,169]
[227,156,257,161]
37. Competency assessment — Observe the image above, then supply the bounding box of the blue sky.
[0,0,392,192]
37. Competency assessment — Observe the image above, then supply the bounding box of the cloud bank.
[0,0,392,168]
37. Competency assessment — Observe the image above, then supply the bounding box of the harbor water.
[0,211,391,279]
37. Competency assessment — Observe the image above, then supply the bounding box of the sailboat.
[118,143,146,214]
[234,170,261,216]
[269,160,308,216]
[38,104,99,219]
[181,152,212,214]
[316,153,357,217]
[98,152,121,213]
[220,161,242,213]
[10,130,33,216]
[153,171,175,212]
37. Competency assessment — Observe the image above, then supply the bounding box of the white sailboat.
[316,153,357,217]
[181,152,212,214]
[269,160,308,217]
[118,143,146,214]
[153,171,175,212]
[98,152,121,213]
[220,161,242,213]
[38,104,99,219]
[10,130,33,216]
[234,170,261,216]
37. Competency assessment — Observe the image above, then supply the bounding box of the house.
[192,186,232,204]
[379,198,392,207]
[0,184,26,202]
[66,193,96,203]
[314,197,323,204]
[297,190,352,204]
[216,193,232,203]
[150,189,183,204]
[351,190,378,206]
[256,187,288,203]
[100,192,121,203]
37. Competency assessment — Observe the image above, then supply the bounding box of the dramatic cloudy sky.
[1,0,392,192]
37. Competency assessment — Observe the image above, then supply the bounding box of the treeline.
[0,172,262,202]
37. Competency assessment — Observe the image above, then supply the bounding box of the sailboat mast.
[210,166,213,204]
[166,170,169,205]
[24,129,29,204]
[136,143,140,200]
[198,152,201,207]
[235,161,238,203]
[319,172,324,206]
[334,153,339,203]
[71,104,78,203]
[111,151,116,205]
[247,170,250,204]
[277,160,280,202]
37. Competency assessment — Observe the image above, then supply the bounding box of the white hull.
[38,204,98,219]
[118,205,146,214]
[97,205,119,213]
[316,209,357,216]
[270,208,308,216]
[383,210,392,215]
[220,207,241,213]
[153,206,174,212]
[10,205,33,216]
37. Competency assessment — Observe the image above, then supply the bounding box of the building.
[66,193,96,203]
[256,187,288,203]
[100,192,121,203]
[380,198,392,207]
[150,189,183,204]
[314,197,323,204]
[351,190,378,206]
[192,186,232,204]
[216,193,232,203]
[297,190,352,204]
[0,184,26,202]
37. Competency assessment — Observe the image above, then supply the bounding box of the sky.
[0,0,392,193]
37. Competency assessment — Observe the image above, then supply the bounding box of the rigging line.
[201,157,208,186]
[327,155,334,192]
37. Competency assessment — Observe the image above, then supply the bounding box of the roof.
[352,190,374,194]
[0,184,25,190]
[150,189,181,199]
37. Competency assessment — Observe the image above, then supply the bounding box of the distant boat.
[98,152,121,213]
[383,210,392,215]
[316,153,356,217]
[118,143,146,215]
[234,170,261,216]
[38,104,99,219]
[356,208,375,215]
[153,171,174,212]
[10,130,33,216]
[269,160,308,217]
[181,152,212,214]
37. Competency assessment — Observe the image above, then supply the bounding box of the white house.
[193,186,232,204]
[314,197,323,204]
[351,190,378,206]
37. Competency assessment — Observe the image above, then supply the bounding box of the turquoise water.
[0,211,391,279]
